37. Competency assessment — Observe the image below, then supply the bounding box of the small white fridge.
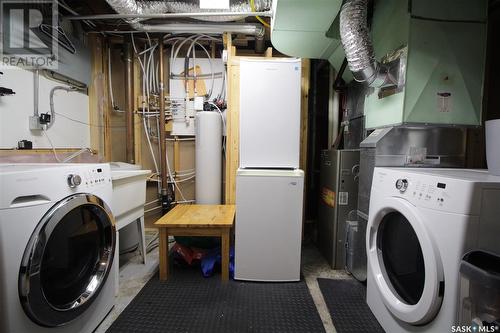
[235,168,304,282]
[239,58,302,168]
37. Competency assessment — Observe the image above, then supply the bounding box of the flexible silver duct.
[339,0,387,87]
[166,0,270,21]
[104,0,167,14]
[106,0,267,36]
[106,0,271,22]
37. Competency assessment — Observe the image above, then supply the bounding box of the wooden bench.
[154,204,236,281]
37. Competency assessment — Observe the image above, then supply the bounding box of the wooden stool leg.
[159,228,169,280]
[221,228,230,281]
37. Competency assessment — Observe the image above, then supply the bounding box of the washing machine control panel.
[395,179,408,192]
[66,167,110,189]
[67,174,82,188]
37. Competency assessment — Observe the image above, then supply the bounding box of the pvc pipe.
[123,39,135,164]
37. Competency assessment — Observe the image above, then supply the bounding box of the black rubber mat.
[107,268,325,333]
[317,278,385,333]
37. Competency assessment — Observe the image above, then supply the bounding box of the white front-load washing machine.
[0,164,116,333]
[367,167,500,332]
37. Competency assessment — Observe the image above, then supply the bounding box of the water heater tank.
[195,111,222,204]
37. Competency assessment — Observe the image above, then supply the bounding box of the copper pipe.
[159,36,168,198]
[124,38,135,164]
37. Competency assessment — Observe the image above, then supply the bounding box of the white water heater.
[195,111,222,204]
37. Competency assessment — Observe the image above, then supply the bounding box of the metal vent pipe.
[339,0,387,87]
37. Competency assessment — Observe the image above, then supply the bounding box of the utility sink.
[111,168,151,222]
[110,162,151,295]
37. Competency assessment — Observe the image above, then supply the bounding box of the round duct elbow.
[339,0,386,87]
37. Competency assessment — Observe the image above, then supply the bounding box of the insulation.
[105,0,170,15]
[167,0,271,22]
[106,0,271,21]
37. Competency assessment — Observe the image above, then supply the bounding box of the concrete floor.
[95,237,353,333]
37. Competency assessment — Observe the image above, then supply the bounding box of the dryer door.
[19,193,115,327]
[367,197,444,325]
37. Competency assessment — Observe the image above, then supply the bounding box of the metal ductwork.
[105,0,170,15]
[106,0,271,22]
[163,0,270,22]
[106,0,268,37]
[339,0,387,87]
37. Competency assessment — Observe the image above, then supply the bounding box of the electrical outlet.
[29,116,43,130]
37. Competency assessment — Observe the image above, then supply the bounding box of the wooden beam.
[88,35,106,160]
[300,59,311,237]
[264,47,273,58]
[224,32,239,204]
[101,38,112,161]
[211,41,216,59]
[300,59,310,173]
[0,148,95,154]
[0,149,99,163]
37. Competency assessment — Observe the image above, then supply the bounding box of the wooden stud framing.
[300,59,311,236]
[264,47,273,58]
[101,39,112,161]
[224,34,239,204]
[88,35,111,161]
[300,59,310,174]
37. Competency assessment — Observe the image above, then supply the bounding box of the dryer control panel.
[404,178,451,209]
[372,168,485,215]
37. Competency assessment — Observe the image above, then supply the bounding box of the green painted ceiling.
[270,0,350,79]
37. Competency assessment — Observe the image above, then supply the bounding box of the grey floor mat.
[107,267,325,333]
[317,278,385,333]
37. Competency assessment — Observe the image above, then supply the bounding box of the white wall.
[0,67,90,149]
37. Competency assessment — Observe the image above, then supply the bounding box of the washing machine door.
[367,197,444,325]
[19,193,115,327]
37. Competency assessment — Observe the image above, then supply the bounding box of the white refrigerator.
[239,58,301,169]
[235,169,304,282]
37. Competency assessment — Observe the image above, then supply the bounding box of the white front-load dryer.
[0,164,116,333]
[366,167,500,333]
